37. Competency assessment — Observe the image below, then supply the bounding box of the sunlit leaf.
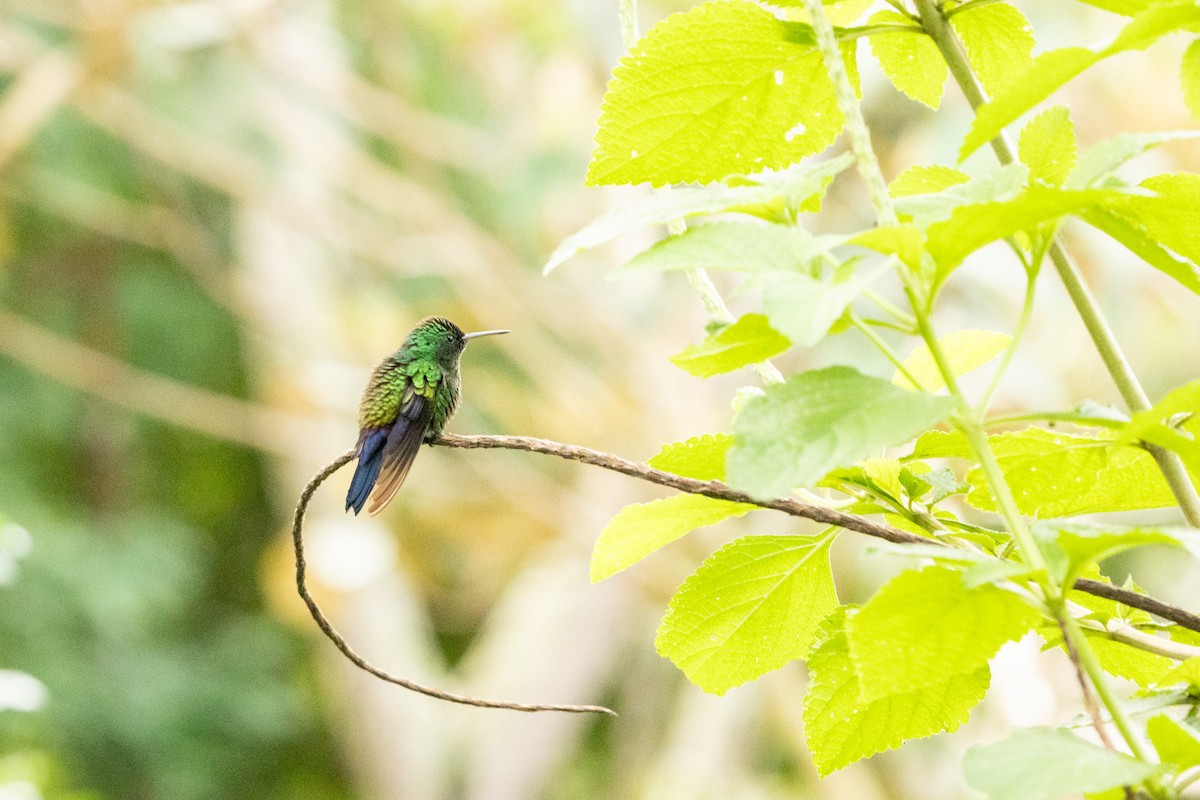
[949,1,1035,97]
[656,534,837,694]
[1183,38,1200,120]
[892,329,1011,392]
[590,494,754,582]
[804,606,990,776]
[669,314,791,378]
[648,434,733,481]
[867,11,946,109]
[1147,713,1200,769]
[588,0,844,185]
[888,164,970,198]
[1019,106,1076,187]
[845,566,1040,702]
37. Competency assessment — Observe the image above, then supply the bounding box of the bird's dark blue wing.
[365,390,432,516]
[345,427,390,514]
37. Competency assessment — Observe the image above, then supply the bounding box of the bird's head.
[404,316,509,367]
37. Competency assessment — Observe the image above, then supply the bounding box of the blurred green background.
[1,1,1198,798]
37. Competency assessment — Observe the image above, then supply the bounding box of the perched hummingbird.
[345,317,509,516]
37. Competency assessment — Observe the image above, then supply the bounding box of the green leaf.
[1068,130,1200,189]
[728,366,956,498]
[926,186,1110,280]
[1147,713,1200,769]
[1080,206,1200,295]
[850,224,925,271]
[617,221,845,275]
[1102,172,1200,295]
[893,162,1029,225]
[1019,107,1077,187]
[758,268,864,347]
[960,46,1097,162]
[1184,38,1200,120]
[545,158,851,273]
[867,11,947,109]
[892,329,1011,392]
[888,164,970,197]
[845,566,1040,702]
[957,427,1178,517]
[1087,634,1174,687]
[1033,520,1187,588]
[590,494,755,582]
[588,0,844,185]
[656,534,837,694]
[1159,657,1200,689]
[949,2,1035,97]
[669,314,790,378]
[648,434,733,481]
[1124,379,1200,475]
[803,606,990,776]
[965,727,1163,800]
[961,4,1200,161]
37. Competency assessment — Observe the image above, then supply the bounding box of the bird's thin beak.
[463,329,510,340]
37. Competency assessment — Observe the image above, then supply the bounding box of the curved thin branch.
[432,433,1200,636]
[292,450,616,716]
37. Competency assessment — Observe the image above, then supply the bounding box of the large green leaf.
[961,4,1200,160]
[949,1,1035,97]
[588,0,844,185]
[964,727,1163,800]
[1019,106,1076,187]
[892,329,1011,392]
[656,534,837,694]
[845,566,1040,702]
[590,494,754,582]
[728,366,956,498]
[616,221,844,274]
[669,314,790,378]
[1081,206,1200,296]
[867,11,946,108]
[803,606,990,776]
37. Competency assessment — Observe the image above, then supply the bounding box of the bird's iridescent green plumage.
[345,317,506,516]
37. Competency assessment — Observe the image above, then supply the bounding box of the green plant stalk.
[807,0,1154,766]
[912,0,1160,766]
[976,271,1035,415]
[913,0,1200,528]
[848,312,925,390]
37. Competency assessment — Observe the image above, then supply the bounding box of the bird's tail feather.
[346,429,387,515]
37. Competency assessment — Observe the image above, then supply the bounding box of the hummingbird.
[345,317,509,516]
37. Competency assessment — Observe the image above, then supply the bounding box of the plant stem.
[849,312,925,390]
[976,272,1035,415]
[913,0,1200,527]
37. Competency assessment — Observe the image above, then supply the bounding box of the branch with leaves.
[294,432,1200,716]
[539,0,1200,794]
